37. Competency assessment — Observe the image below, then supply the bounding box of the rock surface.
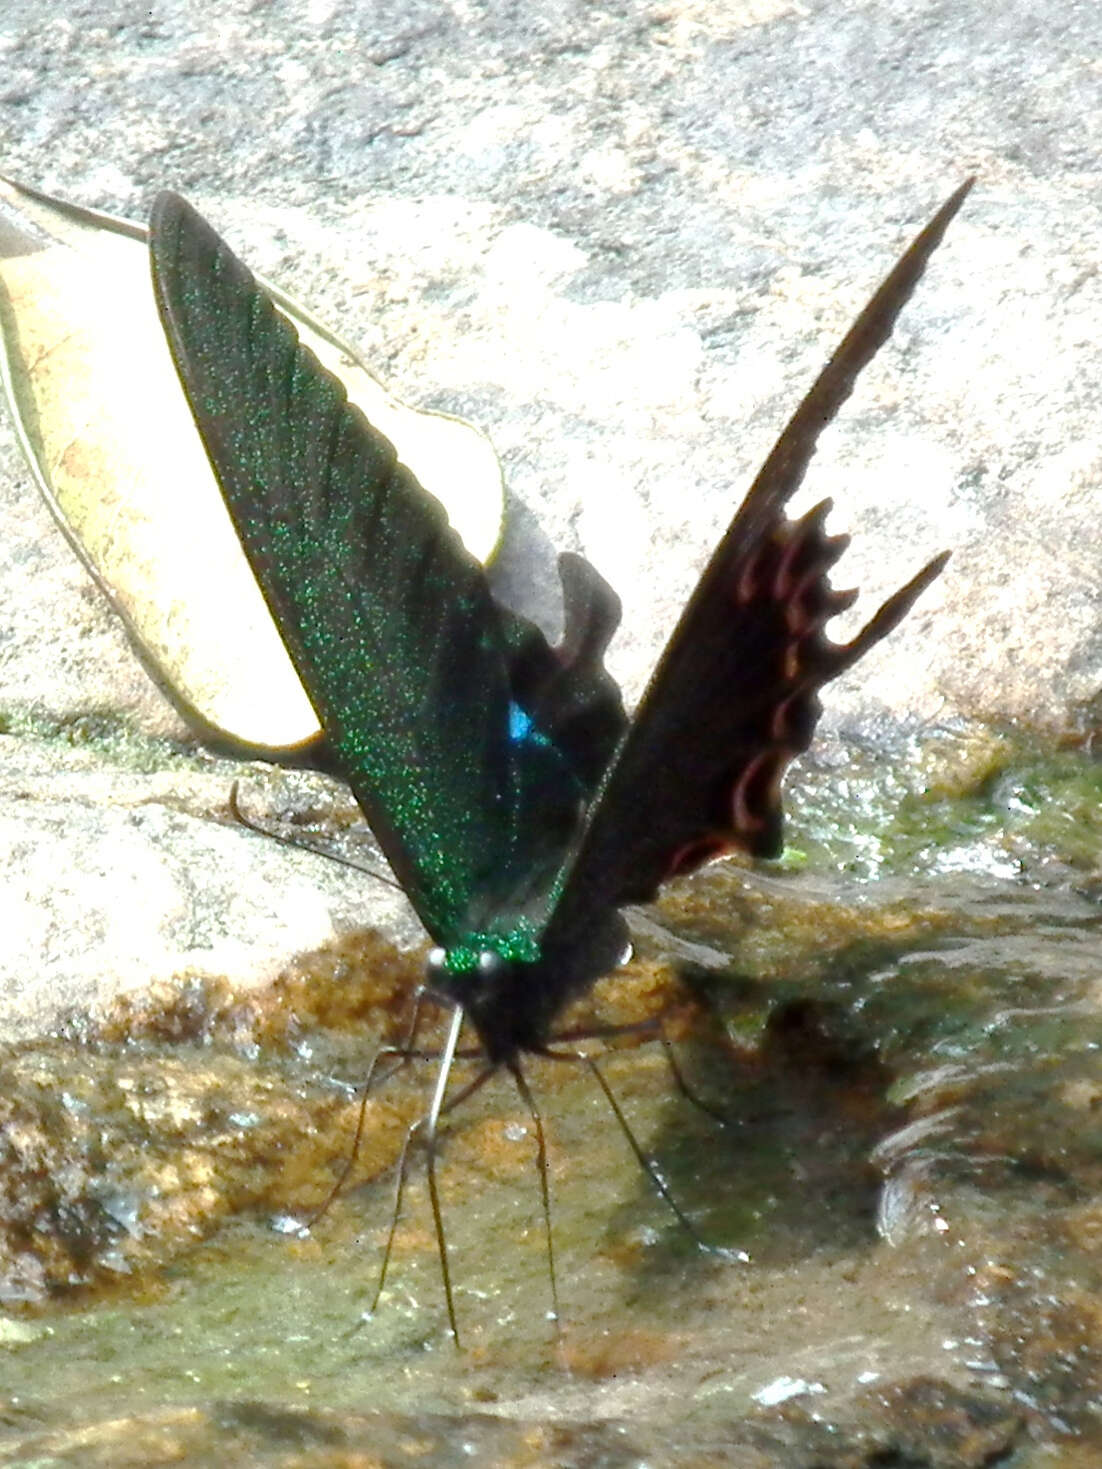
[1,0,1100,1030]
[0,2,1099,1461]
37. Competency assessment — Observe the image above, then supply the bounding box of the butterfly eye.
[477,950,507,979]
[425,947,449,983]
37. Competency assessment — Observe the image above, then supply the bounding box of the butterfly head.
[425,938,544,1064]
[422,903,633,1066]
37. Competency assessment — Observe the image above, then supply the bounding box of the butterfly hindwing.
[149,193,587,945]
[541,182,969,949]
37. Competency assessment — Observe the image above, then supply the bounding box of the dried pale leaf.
[0,178,503,754]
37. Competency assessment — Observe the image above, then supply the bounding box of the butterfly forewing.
[149,193,581,944]
[543,182,970,941]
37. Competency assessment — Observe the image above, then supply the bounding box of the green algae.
[788,727,1102,881]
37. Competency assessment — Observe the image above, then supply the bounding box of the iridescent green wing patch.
[149,193,579,944]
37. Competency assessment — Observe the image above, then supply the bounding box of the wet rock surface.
[0,0,1100,1463]
[0,778,1096,1463]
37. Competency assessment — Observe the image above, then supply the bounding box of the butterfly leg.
[364,1108,425,1327]
[362,1004,468,1339]
[549,1012,733,1125]
[308,985,432,1227]
[548,1047,746,1261]
[363,1011,500,1346]
[421,1003,466,1343]
[548,1016,661,1047]
[506,1061,561,1332]
[580,1050,704,1244]
[657,1027,731,1129]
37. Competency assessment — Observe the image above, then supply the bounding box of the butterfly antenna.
[227,780,403,892]
[506,1061,561,1330]
[308,988,430,1228]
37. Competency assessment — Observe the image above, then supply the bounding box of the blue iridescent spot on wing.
[508,701,551,749]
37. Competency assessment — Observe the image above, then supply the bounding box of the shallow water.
[0,738,1099,1464]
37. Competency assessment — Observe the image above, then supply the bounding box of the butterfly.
[148,180,968,1335]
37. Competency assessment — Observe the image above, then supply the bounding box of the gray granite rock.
[0,2,1099,1460]
[0,3,1098,1073]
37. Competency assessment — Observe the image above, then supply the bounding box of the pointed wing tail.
[546,183,969,938]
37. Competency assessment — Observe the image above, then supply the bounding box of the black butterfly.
[149,181,967,1333]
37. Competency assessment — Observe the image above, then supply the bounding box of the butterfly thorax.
[424,905,631,1065]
